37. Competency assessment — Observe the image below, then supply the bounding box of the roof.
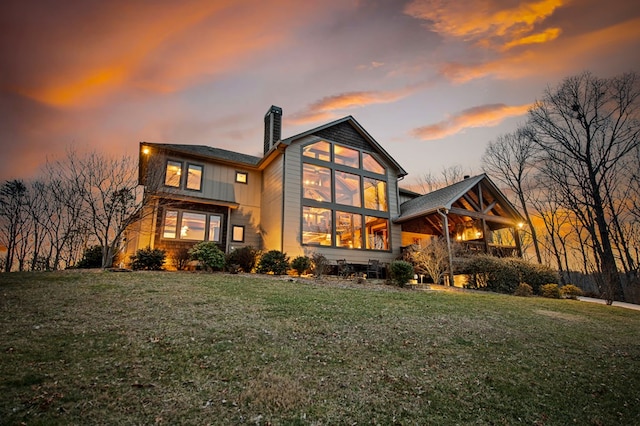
[276,116,408,177]
[142,143,262,166]
[396,174,523,224]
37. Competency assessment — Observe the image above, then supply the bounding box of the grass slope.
[1,271,639,425]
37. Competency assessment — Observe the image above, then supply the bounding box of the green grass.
[1,271,639,425]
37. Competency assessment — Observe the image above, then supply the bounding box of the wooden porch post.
[438,209,455,287]
[513,225,523,257]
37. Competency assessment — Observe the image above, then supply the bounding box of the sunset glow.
[1,0,638,185]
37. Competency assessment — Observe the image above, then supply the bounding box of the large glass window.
[334,144,359,168]
[303,164,332,202]
[163,210,178,238]
[162,210,222,242]
[180,212,206,240]
[208,215,221,242]
[362,152,385,174]
[336,211,362,248]
[302,207,332,245]
[186,164,203,190]
[335,171,361,207]
[365,216,389,250]
[165,161,182,187]
[364,178,388,211]
[303,140,331,161]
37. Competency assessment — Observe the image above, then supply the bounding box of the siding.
[313,121,375,152]
[260,154,284,251]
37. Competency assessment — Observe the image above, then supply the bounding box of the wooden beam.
[448,207,517,225]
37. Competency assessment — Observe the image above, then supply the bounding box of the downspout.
[437,208,455,286]
[226,206,232,253]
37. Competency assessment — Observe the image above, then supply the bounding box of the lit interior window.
[302,206,332,246]
[302,140,331,161]
[336,211,362,248]
[334,144,359,168]
[232,225,245,242]
[303,164,332,202]
[208,215,221,242]
[364,178,388,211]
[180,212,206,240]
[163,210,178,238]
[365,216,389,250]
[235,171,248,184]
[165,161,182,187]
[186,164,203,190]
[362,152,385,174]
[335,170,361,207]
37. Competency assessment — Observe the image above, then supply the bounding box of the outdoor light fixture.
[142,147,150,155]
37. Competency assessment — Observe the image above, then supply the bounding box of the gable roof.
[142,142,262,166]
[396,174,523,224]
[276,116,408,177]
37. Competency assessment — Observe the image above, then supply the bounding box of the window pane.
[334,144,359,168]
[208,215,221,242]
[165,161,182,187]
[235,171,248,183]
[163,210,178,238]
[302,206,332,245]
[186,164,203,190]
[232,225,244,242]
[336,211,362,249]
[362,152,385,174]
[365,216,389,250]
[181,212,206,240]
[302,140,331,161]
[303,164,332,202]
[364,178,388,211]
[335,170,361,207]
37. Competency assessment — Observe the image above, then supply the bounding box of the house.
[124,106,524,271]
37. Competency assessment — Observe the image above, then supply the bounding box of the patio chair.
[366,259,382,279]
[337,259,354,278]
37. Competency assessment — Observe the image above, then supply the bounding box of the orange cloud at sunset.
[291,85,424,125]
[404,0,566,49]
[411,103,532,140]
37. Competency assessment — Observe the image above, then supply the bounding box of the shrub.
[130,247,166,270]
[540,283,561,298]
[189,242,226,271]
[76,245,104,269]
[226,246,258,273]
[390,260,414,287]
[291,255,311,276]
[510,258,560,294]
[560,284,583,299]
[169,247,191,271]
[256,250,289,275]
[514,282,533,297]
[310,253,329,278]
[459,255,519,294]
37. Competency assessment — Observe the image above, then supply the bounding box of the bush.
[310,253,329,278]
[169,247,191,270]
[226,246,258,273]
[540,283,561,298]
[291,255,311,276]
[560,284,583,299]
[514,283,533,297]
[130,247,166,270]
[510,258,560,294]
[189,242,226,271]
[459,255,519,294]
[76,245,104,269]
[390,260,414,287]
[256,250,289,275]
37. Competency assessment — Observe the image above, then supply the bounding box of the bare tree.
[0,180,28,272]
[529,71,640,303]
[482,127,543,263]
[414,165,470,193]
[405,238,452,284]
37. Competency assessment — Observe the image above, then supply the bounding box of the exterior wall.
[281,135,403,266]
[260,154,284,251]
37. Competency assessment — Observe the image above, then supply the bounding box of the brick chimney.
[264,105,282,154]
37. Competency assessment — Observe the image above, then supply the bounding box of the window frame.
[161,209,224,242]
[231,225,245,242]
[164,160,183,188]
[185,163,204,191]
[235,171,248,184]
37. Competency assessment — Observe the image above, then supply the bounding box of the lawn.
[1,271,639,425]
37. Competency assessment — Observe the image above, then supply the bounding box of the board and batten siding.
[260,154,284,251]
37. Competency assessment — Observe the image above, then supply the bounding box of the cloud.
[404,0,566,50]
[290,84,425,125]
[411,103,532,140]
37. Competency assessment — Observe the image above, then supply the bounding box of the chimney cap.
[265,105,282,117]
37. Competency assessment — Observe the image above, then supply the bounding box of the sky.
[1,0,639,187]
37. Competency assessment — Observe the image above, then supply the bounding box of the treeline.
[481,71,640,303]
[0,150,145,272]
